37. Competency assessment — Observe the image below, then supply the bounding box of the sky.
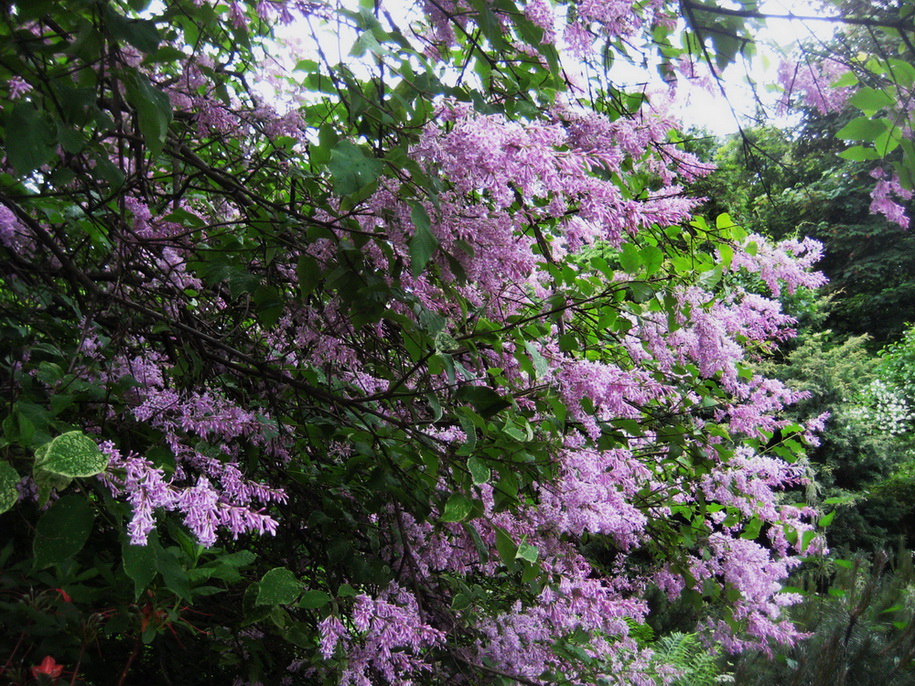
[265,0,843,136]
[661,0,841,134]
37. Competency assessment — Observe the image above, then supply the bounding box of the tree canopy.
[0,0,911,684]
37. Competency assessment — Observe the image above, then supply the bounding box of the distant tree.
[695,119,915,343]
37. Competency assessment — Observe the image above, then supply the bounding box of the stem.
[2,631,26,676]
[116,639,142,686]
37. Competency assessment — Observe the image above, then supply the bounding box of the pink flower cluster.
[6,75,31,99]
[397,103,708,306]
[554,359,669,440]
[318,584,444,685]
[100,443,282,547]
[869,167,913,229]
[778,57,853,116]
[91,348,289,546]
[0,204,36,256]
[729,234,827,297]
[695,534,805,654]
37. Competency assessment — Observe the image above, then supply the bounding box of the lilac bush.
[0,0,861,683]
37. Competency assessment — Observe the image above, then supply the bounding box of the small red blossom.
[31,655,63,679]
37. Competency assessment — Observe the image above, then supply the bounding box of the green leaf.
[33,495,94,569]
[836,116,887,142]
[16,0,55,20]
[875,123,903,156]
[441,492,473,522]
[57,127,86,154]
[641,245,663,276]
[311,124,338,165]
[451,592,471,611]
[409,203,438,277]
[156,545,192,600]
[91,155,126,188]
[715,212,735,230]
[455,385,511,418]
[494,526,517,566]
[849,87,894,115]
[629,281,655,302]
[328,140,383,195]
[205,550,256,583]
[296,254,321,299]
[253,284,285,327]
[801,529,816,552]
[124,71,173,158]
[523,341,549,378]
[503,420,527,442]
[337,583,357,597]
[298,589,332,609]
[837,145,881,161]
[711,32,741,71]
[741,516,762,540]
[351,30,385,58]
[35,431,108,478]
[256,567,303,605]
[781,586,805,595]
[106,6,161,53]
[32,461,72,508]
[462,521,489,564]
[162,207,205,228]
[831,71,858,88]
[883,59,915,88]
[619,243,642,274]
[516,542,538,563]
[0,462,19,514]
[122,536,159,600]
[819,510,835,527]
[467,456,491,485]
[558,333,577,352]
[467,0,505,48]
[718,243,733,269]
[6,103,56,175]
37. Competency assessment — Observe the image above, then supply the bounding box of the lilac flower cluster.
[697,535,808,655]
[728,234,827,298]
[378,385,820,675]
[89,345,289,547]
[869,167,914,229]
[554,359,669,440]
[0,204,36,256]
[415,0,670,60]
[318,584,444,686]
[6,75,32,100]
[777,57,853,116]
[100,443,281,547]
[535,439,651,547]
[330,103,828,669]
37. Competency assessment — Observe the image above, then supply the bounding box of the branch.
[681,0,915,31]
[447,650,550,686]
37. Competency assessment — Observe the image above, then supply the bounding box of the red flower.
[31,656,63,679]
